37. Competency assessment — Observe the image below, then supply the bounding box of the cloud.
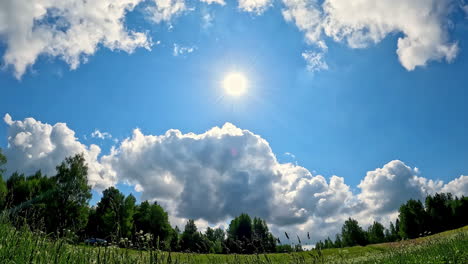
[147,0,187,24]
[321,0,458,71]
[2,115,468,242]
[281,0,324,47]
[173,44,196,56]
[238,0,273,14]
[91,130,112,140]
[3,114,116,189]
[357,160,444,215]
[281,0,460,71]
[0,0,463,78]
[302,50,328,72]
[0,0,151,79]
[200,0,226,6]
[441,175,468,196]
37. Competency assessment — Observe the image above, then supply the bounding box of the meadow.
[1,219,466,264]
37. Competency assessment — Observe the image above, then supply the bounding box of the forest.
[1,151,467,254]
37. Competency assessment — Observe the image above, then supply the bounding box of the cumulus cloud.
[238,0,273,14]
[280,0,460,71]
[2,115,468,242]
[3,114,116,189]
[0,0,152,79]
[358,160,438,214]
[321,0,458,71]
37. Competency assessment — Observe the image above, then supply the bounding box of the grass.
[1,221,467,264]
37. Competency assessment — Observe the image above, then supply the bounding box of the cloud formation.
[0,0,463,77]
[0,0,151,79]
[320,0,458,71]
[281,0,459,71]
[238,0,272,14]
[3,114,116,189]
[173,44,196,56]
[147,0,187,23]
[91,130,112,140]
[3,114,468,242]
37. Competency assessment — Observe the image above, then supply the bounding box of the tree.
[180,219,209,253]
[95,187,125,240]
[451,196,468,229]
[121,194,136,239]
[341,218,367,247]
[388,220,400,242]
[227,213,254,253]
[47,154,92,234]
[0,148,6,210]
[252,217,276,253]
[334,234,342,248]
[134,201,173,249]
[367,221,385,244]
[398,199,427,239]
[134,201,151,234]
[425,193,453,233]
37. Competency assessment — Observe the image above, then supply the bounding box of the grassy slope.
[1,223,467,263]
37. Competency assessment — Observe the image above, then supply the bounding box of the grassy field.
[0,221,467,264]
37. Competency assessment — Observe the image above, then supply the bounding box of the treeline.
[0,152,278,253]
[1,151,467,254]
[315,193,468,249]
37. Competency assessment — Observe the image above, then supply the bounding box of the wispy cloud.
[173,44,196,56]
[91,130,113,140]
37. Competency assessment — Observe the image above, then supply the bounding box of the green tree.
[252,217,276,253]
[425,193,453,233]
[0,148,6,210]
[451,196,468,229]
[134,201,173,249]
[47,154,92,234]
[95,187,125,240]
[341,218,367,247]
[180,219,209,253]
[398,199,427,239]
[334,234,342,248]
[227,213,253,253]
[121,194,136,239]
[367,221,385,244]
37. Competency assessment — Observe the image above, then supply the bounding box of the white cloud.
[2,115,468,242]
[238,0,273,14]
[281,0,325,47]
[173,44,196,56]
[0,0,463,78]
[321,0,458,71]
[302,50,328,72]
[281,0,460,71]
[91,130,112,140]
[147,0,187,24]
[200,0,226,6]
[357,160,444,215]
[0,0,151,79]
[441,175,468,196]
[3,114,116,189]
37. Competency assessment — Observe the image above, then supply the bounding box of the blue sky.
[1,0,468,240]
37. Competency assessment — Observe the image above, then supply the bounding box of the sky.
[1,0,468,243]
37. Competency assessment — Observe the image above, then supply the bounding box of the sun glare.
[223,73,248,96]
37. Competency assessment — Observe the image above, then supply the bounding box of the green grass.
[1,222,467,263]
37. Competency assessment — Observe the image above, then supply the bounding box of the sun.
[223,73,248,96]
